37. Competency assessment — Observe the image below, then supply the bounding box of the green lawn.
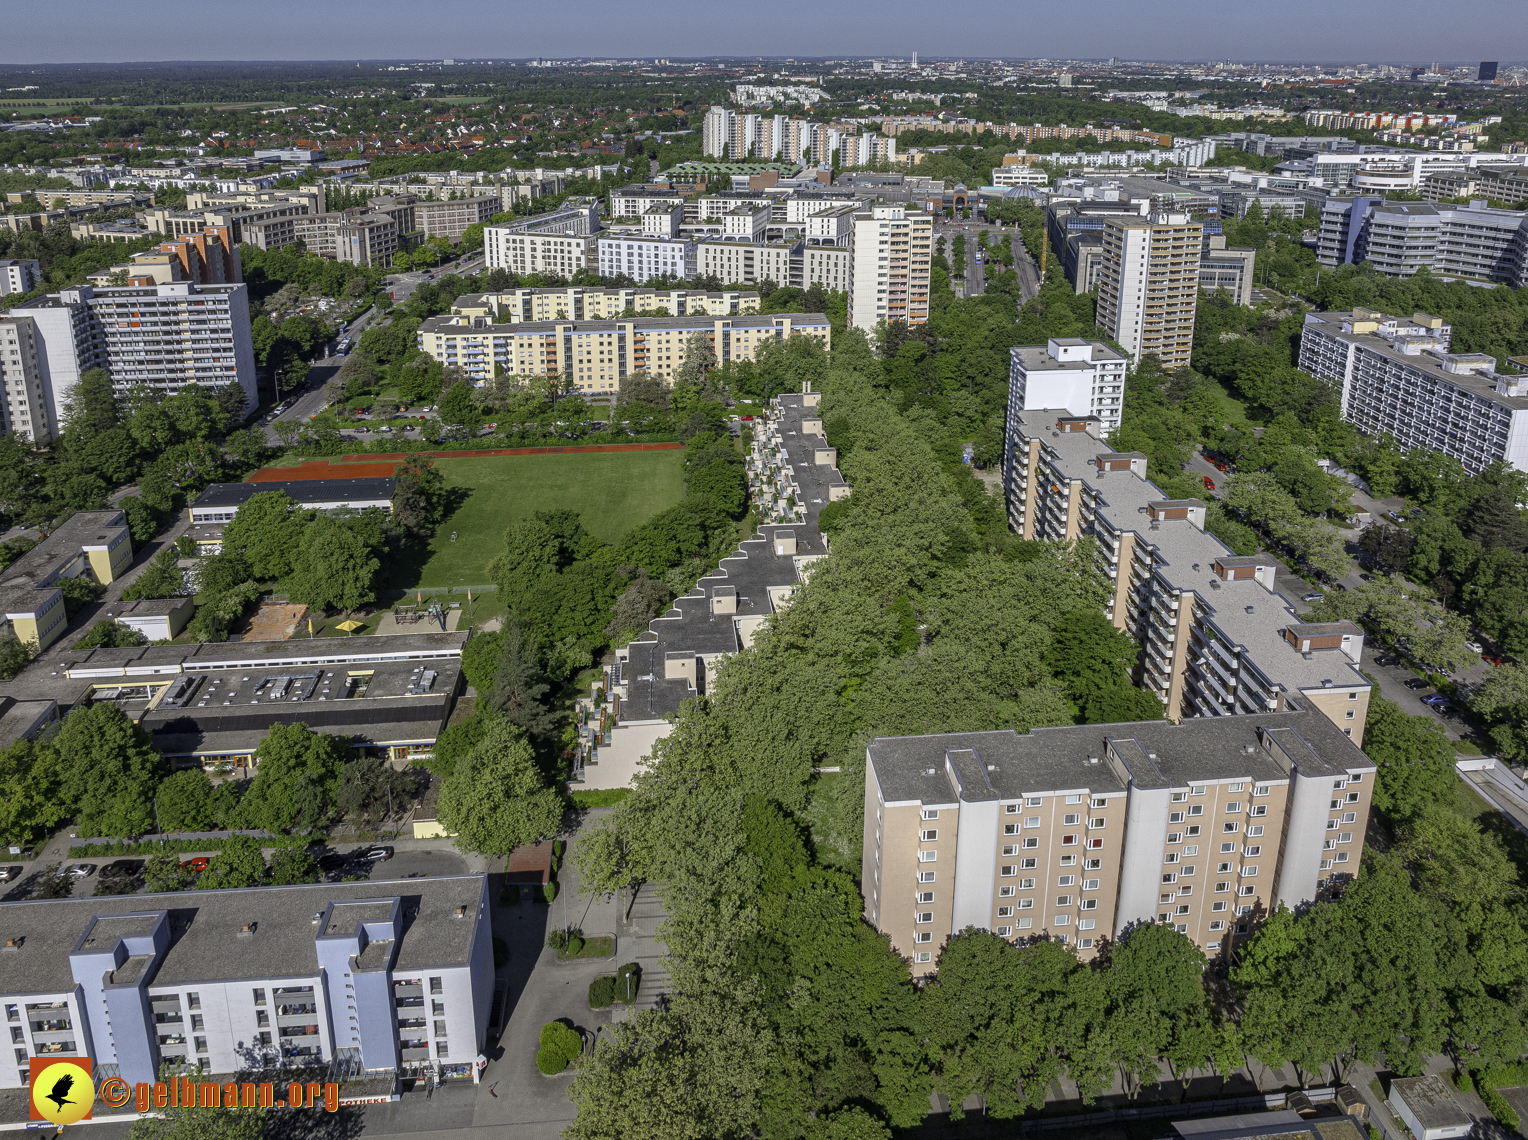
[391,451,686,589]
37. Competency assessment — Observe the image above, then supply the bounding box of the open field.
[387,450,687,589]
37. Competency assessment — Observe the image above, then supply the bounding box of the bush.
[1480,1083,1521,1132]
[547,926,584,956]
[588,975,616,1009]
[615,962,640,1004]
[569,788,630,808]
[1454,1070,1475,1093]
[535,1021,582,1074]
[1477,1067,1527,1132]
[536,881,558,904]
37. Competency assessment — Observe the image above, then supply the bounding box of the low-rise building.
[0,510,133,652]
[413,195,497,242]
[1199,236,1257,306]
[0,258,41,296]
[0,876,493,1087]
[188,478,396,524]
[1386,1076,1472,1140]
[1298,309,1528,474]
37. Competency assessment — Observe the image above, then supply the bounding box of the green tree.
[282,516,381,612]
[335,755,413,825]
[489,618,559,737]
[1470,662,1528,763]
[121,548,184,601]
[72,619,147,651]
[1362,697,1458,825]
[142,851,196,893]
[0,739,68,848]
[196,835,266,889]
[1103,923,1211,1099]
[127,1066,265,1140]
[435,718,563,855]
[805,1107,892,1140]
[223,491,306,579]
[244,723,351,832]
[53,702,165,838]
[438,380,480,427]
[391,453,449,536]
[155,768,235,831]
[267,845,321,885]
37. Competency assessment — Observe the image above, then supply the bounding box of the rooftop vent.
[1245,606,1255,614]
[238,923,256,937]
[1322,679,1333,687]
[1243,744,1256,755]
[311,912,323,925]
[1210,580,1222,590]
[455,905,468,919]
[2,936,19,951]
[1192,564,1200,572]
[1087,754,1100,765]
[925,767,937,776]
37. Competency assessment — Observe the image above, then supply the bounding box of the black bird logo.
[44,1073,76,1112]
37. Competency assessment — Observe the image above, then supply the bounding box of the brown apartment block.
[863,710,1375,974]
[1001,408,1372,739]
[414,195,498,242]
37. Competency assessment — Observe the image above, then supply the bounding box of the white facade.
[848,204,933,332]
[1299,310,1528,475]
[696,240,795,288]
[1009,338,1129,435]
[0,316,53,441]
[1095,213,1203,369]
[596,235,697,282]
[12,282,257,437]
[0,258,42,297]
[484,228,596,276]
[991,165,1050,187]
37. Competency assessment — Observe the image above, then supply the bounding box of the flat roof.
[191,478,396,510]
[420,313,830,336]
[0,877,487,994]
[1389,1075,1471,1129]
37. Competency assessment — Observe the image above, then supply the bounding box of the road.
[934,218,1037,302]
[262,303,387,442]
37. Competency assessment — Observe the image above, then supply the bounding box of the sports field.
[395,450,687,589]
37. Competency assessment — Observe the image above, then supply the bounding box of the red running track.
[248,442,684,482]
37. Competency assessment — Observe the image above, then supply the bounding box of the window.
[1164,852,1179,865]
[1185,845,1199,856]
[1089,817,1105,829]
[1079,919,1096,932]
[1061,835,1078,846]
[1180,864,1196,877]
[432,1001,445,1016]
[997,906,1014,918]
[1327,819,1339,831]
[1169,811,1185,824]
[1345,791,1359,802]
[1090,797,1107,808]
[429,978,443,995]
[1058,875,1075,887]
[1249,805,1267,817]
[1238,884,1255,896]
[1345,709,1355,720]
[1338,832,1353,844]
[1342,812,1357,824]
[996,927,1014,937]
[1228,783,1243,793]
[1161,872,1177,884]
[1056,895,1073,906]
[1191,786,1205,795]
[921,809,939,820]
[1350,773,1363,782]
[1225,802,1242,814]
[1335,851,1350,863]
[1223,822,1240,833]
[914,932,932,944]
[1186,825,1201,836]
[1000,865,1017,877]
[1244,846,1261,858]
[252,990,265,1007]
[1085,859,1102,870]
[1024,817,1040,828]
[919,829,938,842]
[1080,899,1098,910]
[1212,900,1227,912]
[1004,823,1019,835]
[256,1010,269,1028]
[1333,779,1346,790]
[1066,795,1083,804]
[1188,805,1203,817]
[1018,898,1034,909]
[1026,797,1042,807]
[1002,845,1018,857]
[190,1015,204,1032]
[1171,792,1187,803]
[998,885,1015,898]
[1215,882,1231,893]
[1021,878,1036,889]
[1175,904,1190,916]
[1087,838,1105,849]
[914,952,932,963]
[1248,826,1264,837]
[1083,879,1100,890]
[918,870,935,883]
[1020,858,1038,870]
[1078,938,1095,949]
[919,851,938,862]
[436,1042,449,1058]
[917,891,934,904]
[1053,914,1071,926]
[1167,832,1182,844]
[1022,837,1039,849]
[1252,785,1269,796]
[915,912,933,924]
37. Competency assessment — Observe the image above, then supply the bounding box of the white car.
[1465,641,1483,653]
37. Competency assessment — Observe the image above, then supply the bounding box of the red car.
[181,857,210,873]
[1203,475,1216,490]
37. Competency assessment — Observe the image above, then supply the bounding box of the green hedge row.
[69,835,313,858]
[570,789,630,808]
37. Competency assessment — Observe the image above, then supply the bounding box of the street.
[935,218,1039,302]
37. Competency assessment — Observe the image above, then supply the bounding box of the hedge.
[535,1021,582,1075]
[570,788,630,808]
[1476,1064,1528,1132]
[615,962,640,1004]
[69,835,313,858]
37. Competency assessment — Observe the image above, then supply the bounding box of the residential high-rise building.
[862,709,1375,973]
[1008,338,1128,436]
[703,106,731,158]
[0,315,51,441]
[848,204,932,332]
[1298,309,1528,474]
[1095,212,1203,369]
[0,258,41,296]
[11,282,258,435]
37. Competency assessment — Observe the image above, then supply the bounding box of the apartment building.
[97,226,242,288]
[1009,338,1128,436]
[1299,309,1528,474]
[1095,213,1204,369]
[1316,198,1528,284]
[848,204,933,332]
[291,211,399,268]
[450,287,760,323]
[609,186,688,220]
[0,510,132,653]
[696,239,796,288]
[863,709,1375,973]
[1002,409,1373,732]
[365,194,417,236]
[482,206,602,277]
[413,195,497,242]
[11,281,258,436]
[0,314,51,440]
[0,258,41,296]
[415,312,830,391]
[239,214,300,252]
[580,391,848,787]
[1199,236,1257,306]
[596,235,698,282]
[0,877,493,1088]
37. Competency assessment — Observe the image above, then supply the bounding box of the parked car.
[358,846,393,862]
[1359,572,1375,582]
[1465,641,1483,653]
[0,866,23,882]
[353,426,370,434]
[1203,475,1215,490]
[1375,655,1397,666]
[64,864,97,878]
[101,859,143,878]
[1332,582,1347,591]
[1388,510,1406,522]
[1422,693,1449,706]
[1302,592,1325,603]
[181,857,210,873]
[1404,678,1430,690]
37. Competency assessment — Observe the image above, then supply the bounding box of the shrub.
[1454,1070,1475,1093]
[1477,1068,1525,1132]
[569,788,629,808]
[535,1021,582,1074]
[547,926,584,956]
[615,962,640,1004]
[536,881,558,904]
[588,976,616,1009]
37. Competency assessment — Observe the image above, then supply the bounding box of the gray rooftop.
[0,510,127,615]
[0,876,487,994]
[869,709,1373,805]
[1388,1075,1471,1130]
[191,478,396,511]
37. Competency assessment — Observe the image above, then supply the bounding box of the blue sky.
[0,0,1514,66]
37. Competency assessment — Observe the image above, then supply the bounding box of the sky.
[0,0,1517,66]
